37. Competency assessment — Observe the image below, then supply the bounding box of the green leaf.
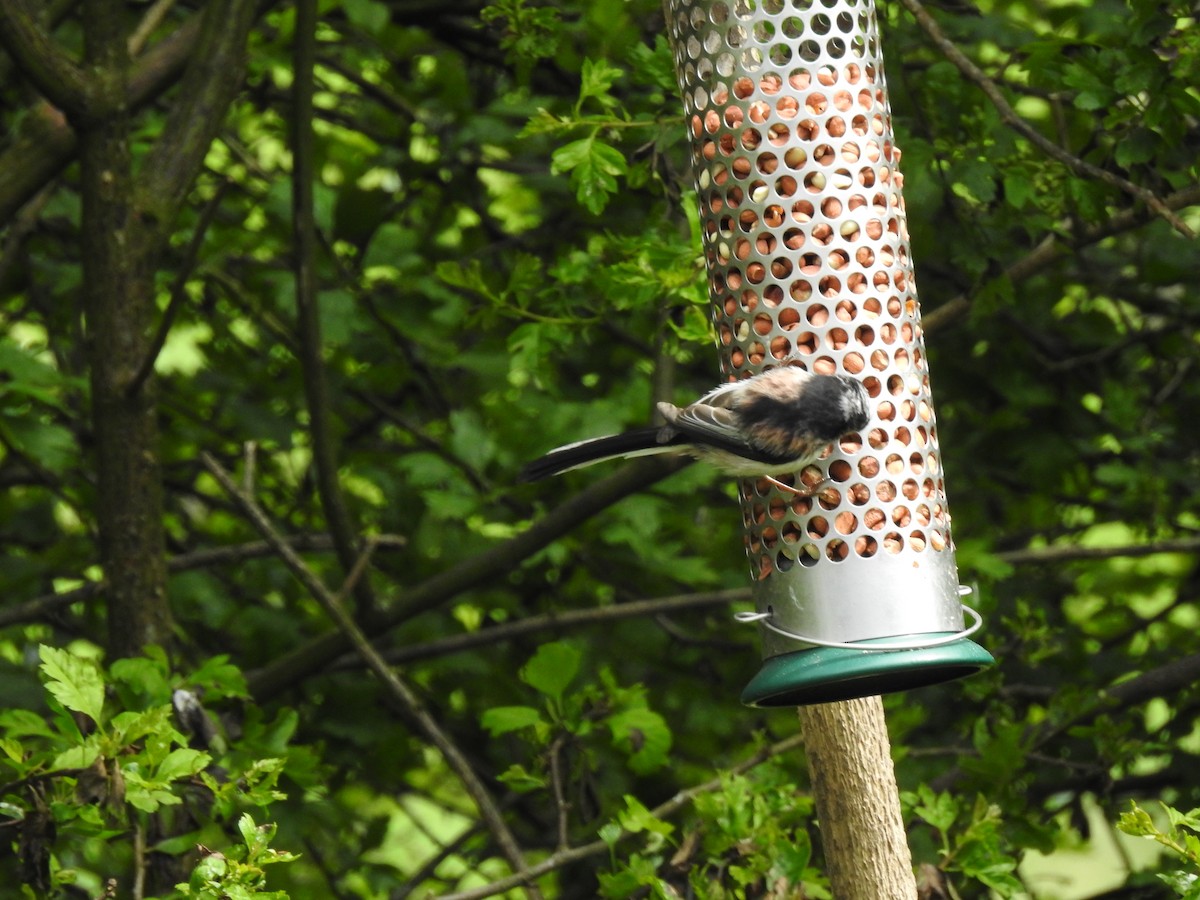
[480,0,561,62]
[51,742,100,770]
[436,259,494,298]
[124,774,184,812]
[608,707,672,774]
[480,705,545,736]
[1159,870,1200,898]
[110,655,172,703]
[0,338,76,411]
[617,795,674,840]
[496,763,547,793]
[0,708,59,740]
[909,785,958,833]
[239,812,265,852]
[1114,128,1157,167]
[0,737,24,764]
[1162,803,1200,835]
[597,865,647,898]
[343,0,389,33]
[579,58,623,109]
[1118,802,1159,837]
[551,137,597,173]
[1002,171,1035,210]
[551,136,627,214]
[966,862,1023,895]
[189,655,249,699]
[109,706,175,748]
[598,821,623,848]
[39,645,104,725]
[519,641,581,702]
[157,748,211,782]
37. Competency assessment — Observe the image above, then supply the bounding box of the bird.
[519,367,871,493]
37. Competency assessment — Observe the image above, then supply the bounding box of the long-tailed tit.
[520,367,871,492]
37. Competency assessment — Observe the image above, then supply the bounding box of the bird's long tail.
[518,426,685,482]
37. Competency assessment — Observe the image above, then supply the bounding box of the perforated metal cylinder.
[664,0,966,659]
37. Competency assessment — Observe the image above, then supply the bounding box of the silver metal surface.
[665,0,968,652]
[735,602,982,651]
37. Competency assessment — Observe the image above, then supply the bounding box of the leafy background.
[1,0,1199,897]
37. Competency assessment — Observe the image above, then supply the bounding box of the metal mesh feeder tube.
[665,0,993,706]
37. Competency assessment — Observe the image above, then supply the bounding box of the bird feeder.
[663,0,993,706]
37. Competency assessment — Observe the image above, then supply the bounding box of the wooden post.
[800,698,916,898]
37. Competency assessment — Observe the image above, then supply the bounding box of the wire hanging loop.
[734,586,983,652]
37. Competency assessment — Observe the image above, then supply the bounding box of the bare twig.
[997,535,1200,566]
[333,536,378,605]
[437,733,807,900]
[922,184,1200,335]
[548,736,571,852]
[897,0,1196,239]
[247,457,689,701]
[177,534,405,571]
[289,0,377,621]
[241,440,257,494]
[127,0,178,56]
[199,452,540,899]
[127,179,231,396]
[0,184,53,289]
[930,650,1200,793]
[0,534,406,629]
[133,816,147,900]
[333,587,750,668]
[395,824,485,900]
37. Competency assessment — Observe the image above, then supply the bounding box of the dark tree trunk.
[79,0,173,657]
[0,0,257,659]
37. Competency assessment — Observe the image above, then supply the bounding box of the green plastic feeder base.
[740,635,994,707]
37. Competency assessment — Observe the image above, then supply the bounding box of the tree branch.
[332,587,751,668]
[896,0,1196,240]
[127,179,230,396]
[1100,651,1200,712]
[931,649,1200,793]
[289,0,378,621]
[0,11,203,224]
[247,457,688,701]
[0,0,93,117]
[0,534,407,629]
[548,735,571,852]
[136,0,257,232]
[437,732,806,900]
[127,0,178,56]
[997,535,1200,566]
[199,453,541,898]
[922,184,1200,336]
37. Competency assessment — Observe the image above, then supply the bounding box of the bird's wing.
[669,402,796,465]
[691,379,748,408]
[693,368,814,410]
